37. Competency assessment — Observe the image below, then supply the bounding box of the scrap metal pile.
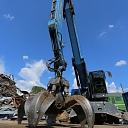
[0,73,29,120]
[0,73,30,106]
[0,74,20,97]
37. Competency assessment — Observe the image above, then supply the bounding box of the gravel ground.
[0,120,127,128]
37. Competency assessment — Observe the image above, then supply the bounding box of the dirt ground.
[0,120,127,128]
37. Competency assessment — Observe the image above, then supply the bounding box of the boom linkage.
[63,0,89,96]
[47,0,67,76]
[47,0,89,95]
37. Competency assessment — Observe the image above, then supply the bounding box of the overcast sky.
[0,0,128,93]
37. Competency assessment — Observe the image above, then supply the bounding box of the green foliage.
[30,86,46,94]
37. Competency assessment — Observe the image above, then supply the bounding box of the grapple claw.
[65,95,95,128]
[19,75,94,128]
[18,100,26,124]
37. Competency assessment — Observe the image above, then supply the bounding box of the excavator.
[17,0,127,127]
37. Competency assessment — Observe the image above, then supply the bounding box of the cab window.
[115,97,121,101]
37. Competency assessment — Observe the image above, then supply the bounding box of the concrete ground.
[0,120,127,128]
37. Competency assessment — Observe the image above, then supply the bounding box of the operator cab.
[89,70,108,101]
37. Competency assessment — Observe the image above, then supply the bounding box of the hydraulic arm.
[64,1,108,101]
[63,0,89,96]
[47,0,67,76]
[47,0,88,92]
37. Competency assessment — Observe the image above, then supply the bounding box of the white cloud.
[18,59,47,80]
[0,59,5,73]
[72,67,75,75]
[109,24,114,29]
[99,31,106,37]
[16,59,47,92]
[72,78,78,89]
[106,81,123,93]
[124,88,128,92]
[23,56,28,60]
[16,80,41,92]
[115,60,127,66]
[48,76,52,79]
[4,14,14,21]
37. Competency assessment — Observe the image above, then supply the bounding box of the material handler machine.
[18,0,127,127]
[18,0,94,128]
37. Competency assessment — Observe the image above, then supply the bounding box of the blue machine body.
[63,0,88,91]
[48,0,66,71]
[48,0,88,89]
[48,0,108,101]
[71,89,80,95]
[122,92,128,111]
[46,0,128,124]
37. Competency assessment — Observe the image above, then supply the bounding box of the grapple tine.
[70,103,87,125]
[25,96,34,117]
[38,95,55,121]
[17,95,34,124]
[27,91,50,128]
[75,98,94,128]
[40,96,57,126]
[65,95,95,128]
[18,100,26,124]
[45,110,59,127]
[66,100,87,126]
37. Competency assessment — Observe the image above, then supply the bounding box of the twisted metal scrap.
[0,74,29,107]
[0,74,17,97]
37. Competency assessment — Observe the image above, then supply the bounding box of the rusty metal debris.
[0,73,30,108]
[0,73,30,120]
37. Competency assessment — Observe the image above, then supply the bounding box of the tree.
[30,86,46,94]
